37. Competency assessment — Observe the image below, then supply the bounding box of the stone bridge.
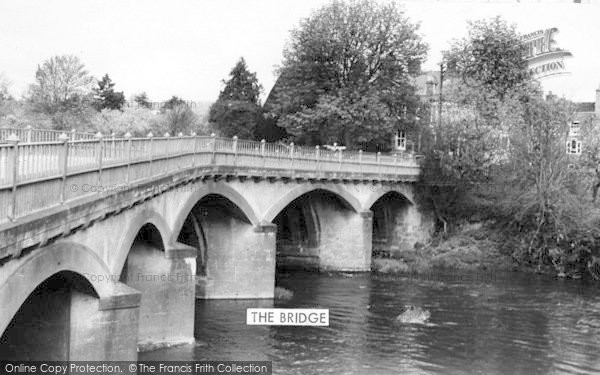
[0,129,433,361]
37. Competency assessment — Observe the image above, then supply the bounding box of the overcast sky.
[0,0,598,103]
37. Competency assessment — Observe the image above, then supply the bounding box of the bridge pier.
[274,190,373,272]
[371,191,435,256]
[0,274,140,361]
[197,223,276,299]
[121,241,196,350]
[390,205,435,252]
[318,211,373,271]
[69,283,141,360]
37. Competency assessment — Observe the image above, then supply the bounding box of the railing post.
[338,147,343,172]
[191,132,197,167]
[58,133,70,204]
[95,132,103,188]
[26,125,32,143]
[109,131,116,160]
[125,132,132,184]
[261,139,266,168]
[178,132,184,160]
[70,128,76,141]
[290,142,295,170]
[6,134,19,221]
[377,151,382,177]
[232,136,238,166]
[164,132,170,157]
[315,145,320,173]
[394,153,398,177]
[358,150,363,174]
[211,133,217,165]
[147,132,154,177]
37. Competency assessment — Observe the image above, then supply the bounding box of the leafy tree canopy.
[218,58,262,104]
[163,96,186,111]
[270,0,427,148]
[428,16,538,184]
[28,55,95,114]
[93,74,125,111]
[443,16,531,104]
[134,92,152,109]
[164,104,198,135]
[209,58,263,139]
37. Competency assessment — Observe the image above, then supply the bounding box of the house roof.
[575,102,595,113]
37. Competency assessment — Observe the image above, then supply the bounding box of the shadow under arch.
[369,191,413,258]
[170,181,260,245]
[0,241,112,336]
[262,184,362,223]
[113,208,171,274]
[363,187,415,212]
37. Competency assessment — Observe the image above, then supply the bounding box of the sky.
[0,0,599,103]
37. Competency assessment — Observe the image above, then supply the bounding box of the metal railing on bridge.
[0,129,422,224]
[0,126,96,143]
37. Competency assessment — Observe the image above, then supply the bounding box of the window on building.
[395,130,406,151]
[569,121,580,137]
[566,139,582,155]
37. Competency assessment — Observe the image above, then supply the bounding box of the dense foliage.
[208,58,263,139]
[28,55,95,116]
[133,92,152,109]
[268,0,427,148]
[418,17,600,278]
[93,74,125,111]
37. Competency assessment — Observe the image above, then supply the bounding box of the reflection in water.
[140,271,600,374]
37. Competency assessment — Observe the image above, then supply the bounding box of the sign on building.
[522,28,573,80]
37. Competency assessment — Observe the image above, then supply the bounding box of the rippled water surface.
[140,271,600,374]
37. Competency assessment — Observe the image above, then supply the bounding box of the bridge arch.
[0,241,111,336]
[171,182,260,245]
[368,189,419,258]
[262,184,362,223]
[114,208,171,274]
[362,186,415,212]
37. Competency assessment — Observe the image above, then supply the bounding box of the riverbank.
[372,222,600,280]
[372,222,518,275]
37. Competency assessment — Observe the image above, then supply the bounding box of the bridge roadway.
[0,129,433,361]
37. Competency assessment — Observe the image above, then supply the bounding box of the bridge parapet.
[0,129,421,228]
[0,126,96,143]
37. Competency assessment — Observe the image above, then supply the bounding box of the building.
[570,85,600,155]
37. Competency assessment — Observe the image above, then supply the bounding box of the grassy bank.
[372,221,600,280]
[372,222,516,275]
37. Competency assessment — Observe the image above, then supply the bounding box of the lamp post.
[437,62,445,146]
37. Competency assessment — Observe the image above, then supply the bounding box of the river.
[140,271,600,374]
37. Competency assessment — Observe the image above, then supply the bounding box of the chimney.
[596,83,600,116]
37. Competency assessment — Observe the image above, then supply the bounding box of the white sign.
[246,308,329,326]
[522,27,572,80]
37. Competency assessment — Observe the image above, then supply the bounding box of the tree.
[93,74,125,111]
[442,17,531,114]
[501,96,600,271]
[28,55,95,114]
[270,0,427,148]
[208,58,263,139]
[134,92,152,109]
[91,107,163,137]
[162,96,186,111]
[429,17,536,184]
[163,104,198,135]
[417,17,535,234]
